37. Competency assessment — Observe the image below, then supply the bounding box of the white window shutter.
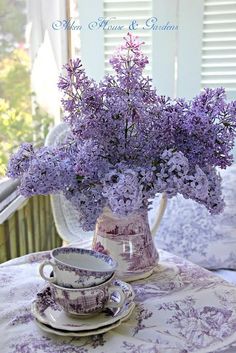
[103,0,152,74]
[201,0,236,99]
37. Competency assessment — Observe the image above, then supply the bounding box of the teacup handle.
[39,260,56,283]
[106,285,127,309]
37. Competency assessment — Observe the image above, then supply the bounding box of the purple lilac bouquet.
[7,33,236,230]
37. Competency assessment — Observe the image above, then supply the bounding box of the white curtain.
[26,0,68,123]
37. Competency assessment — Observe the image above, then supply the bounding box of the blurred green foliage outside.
[0,0,53,176]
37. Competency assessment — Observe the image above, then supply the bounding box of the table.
[1,249,236,353]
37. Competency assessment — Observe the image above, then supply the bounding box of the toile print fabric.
[151,164,236,270]
[1,249,236,352]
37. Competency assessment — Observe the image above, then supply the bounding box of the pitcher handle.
[150,193,167,237]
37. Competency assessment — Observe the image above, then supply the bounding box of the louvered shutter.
[103,0,152,74]
[201,0,236,99]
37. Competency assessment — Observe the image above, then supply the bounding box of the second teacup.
[50,273,130,316]
[39,247,117,288]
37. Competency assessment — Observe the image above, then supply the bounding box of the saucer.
[35,303,135,336]
[31,279,135,332]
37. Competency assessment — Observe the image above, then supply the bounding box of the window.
[0,0,69,178]
[0,0,69,219]
[0,0,37,177]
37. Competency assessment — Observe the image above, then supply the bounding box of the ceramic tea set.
[31,247,135,336]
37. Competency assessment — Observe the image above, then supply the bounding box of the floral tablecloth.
[1,249,236,353]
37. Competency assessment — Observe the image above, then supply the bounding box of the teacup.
[50,273,130,316]
[39,247,117,288]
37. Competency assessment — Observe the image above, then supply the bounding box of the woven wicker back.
[45,123,93,245]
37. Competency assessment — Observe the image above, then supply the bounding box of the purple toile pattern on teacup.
[48,273,128,316]
[51,286,108,315]
[39,247,117,288]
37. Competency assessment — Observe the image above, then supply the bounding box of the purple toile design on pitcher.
[93,242,110,256]
[93,208,159,281]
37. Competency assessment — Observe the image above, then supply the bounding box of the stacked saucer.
[31,247,135,336]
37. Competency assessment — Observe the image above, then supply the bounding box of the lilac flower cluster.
[7,33,236,230]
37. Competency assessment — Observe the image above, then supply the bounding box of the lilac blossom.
[103,167,144,216]
[7,143,34,178]
[6,33,236,231]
